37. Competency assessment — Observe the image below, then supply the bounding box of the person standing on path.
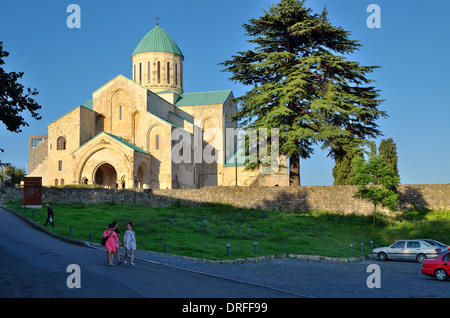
[123,222,137,265]
[44,204,55,227]
[103,223,119,266]
[112,221,122,265]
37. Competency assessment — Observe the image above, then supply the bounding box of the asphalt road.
[1,206,449,303]
[0,207,298,299]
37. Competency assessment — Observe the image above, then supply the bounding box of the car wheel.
[435,268,448,281]
[377,252,387,261]
[416,254,427,263]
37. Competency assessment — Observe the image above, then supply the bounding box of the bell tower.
[132,23,184,95]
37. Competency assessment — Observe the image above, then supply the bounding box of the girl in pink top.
[103,223,119,266]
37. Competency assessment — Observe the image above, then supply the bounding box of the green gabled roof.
[174,90,232,107]
[132,25,183,58]
[81,100,93,110]
[102,132,150,155]
[71,132,150,155]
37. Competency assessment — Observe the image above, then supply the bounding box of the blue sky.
[0,0,449,186]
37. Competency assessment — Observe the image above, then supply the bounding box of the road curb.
[1,204,369,263]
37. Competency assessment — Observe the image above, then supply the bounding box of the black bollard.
[254,241,257,254]
[227,242,230,257]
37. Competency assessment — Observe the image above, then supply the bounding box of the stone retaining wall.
[1,183,449,214]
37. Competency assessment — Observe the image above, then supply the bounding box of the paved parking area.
[129,248,450,298]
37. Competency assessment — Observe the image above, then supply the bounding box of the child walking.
[123,222,137,265]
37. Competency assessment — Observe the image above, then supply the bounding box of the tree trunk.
[289,154,300,186]
[373,203,377,228]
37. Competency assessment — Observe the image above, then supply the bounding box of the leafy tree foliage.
[0,41,41,165]
[0,165,26,187]
[221,0,387,185]
[351,155,400,227]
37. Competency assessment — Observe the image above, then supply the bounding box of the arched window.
[155,135,160,150]
[139,63,142,84]
[54,179,58,186]
[157,61,161,83]
[147,62,151,83]
[175,63,178,86]
[167,62,170,84]
[61,179,64,186]
[133,64,136,82]
[57,137,66,150]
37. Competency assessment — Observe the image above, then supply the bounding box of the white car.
[370,240,441,263]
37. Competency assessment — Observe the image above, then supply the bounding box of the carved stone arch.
[136,160,150,189]
[74,142,133,185]
[146,123,161,153]
[92,161,118,188]
[132,110,142,145]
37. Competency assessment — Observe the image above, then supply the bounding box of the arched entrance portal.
[94,163,118,188]
[136,162,149,189]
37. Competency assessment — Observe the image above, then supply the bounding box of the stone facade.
[27,24,289,189]
[2,184,449,215]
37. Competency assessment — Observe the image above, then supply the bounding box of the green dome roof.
[132,25,183,58]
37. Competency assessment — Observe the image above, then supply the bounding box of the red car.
[421,251,450,281]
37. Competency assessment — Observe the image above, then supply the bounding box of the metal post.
[32,211,35,217]
[370,240,373,250]
[282,243,285,253]
[361,242,364,252]
[70,227,73,234]
[164,243,168,253]
[227,242,230,257]
[89,233,93,242]
[254,241,257,254]
[350,243,353,255]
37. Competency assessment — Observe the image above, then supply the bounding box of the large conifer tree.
[378,138,399,180]
[221,0,387,185]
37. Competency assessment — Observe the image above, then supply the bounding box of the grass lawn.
[4,200,450,260]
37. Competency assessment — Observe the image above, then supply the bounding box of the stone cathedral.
[28,24,288,189]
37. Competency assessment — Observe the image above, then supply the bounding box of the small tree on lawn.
[351,155,400,227]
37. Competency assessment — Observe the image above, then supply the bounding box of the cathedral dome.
[132,25,183,58]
